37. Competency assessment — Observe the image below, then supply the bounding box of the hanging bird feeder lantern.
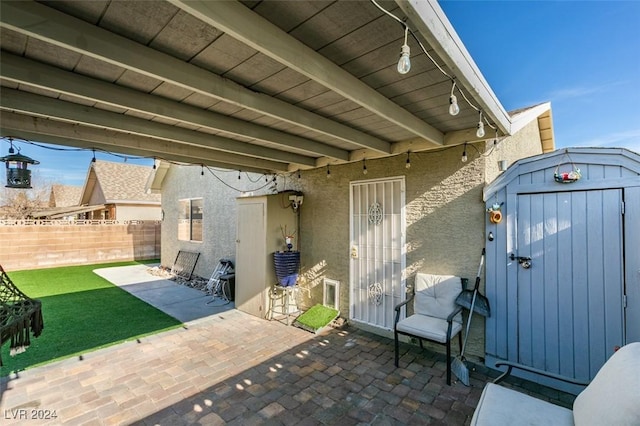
[0,144,40,189]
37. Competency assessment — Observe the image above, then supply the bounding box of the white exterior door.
[235,200,266,318]
[514,189,625,381]
[350,177,405,330]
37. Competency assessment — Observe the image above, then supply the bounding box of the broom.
[451,286,478,386]
[452,249,486,386]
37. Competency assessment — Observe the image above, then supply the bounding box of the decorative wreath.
[553,151,581,183]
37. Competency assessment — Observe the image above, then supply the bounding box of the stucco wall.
[116,204,162,221]
[160,165,270,279]
[278,121,544,359]
[88,182,105,205]
[484,119,544,184]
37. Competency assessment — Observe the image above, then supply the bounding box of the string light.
[201,164,204,176]
[326,164,331,179]
[152,157,156,170]
[238,170,241,180]
[362,159,368,175]
[297,169,301,179]
[476,111,485,138]
[371,0,500,135]
[397,25,411,74]
[91,149,96,163]
[449,81,460,116]
[3,137,277,194]
[461,143,468,163]
[405,152,411,169]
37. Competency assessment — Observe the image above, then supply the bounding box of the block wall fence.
[0,220,161,271]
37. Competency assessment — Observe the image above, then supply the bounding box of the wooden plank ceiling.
[0,0,511,174]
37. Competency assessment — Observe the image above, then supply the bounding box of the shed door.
[350,178,405,330]
[515,189,624,381]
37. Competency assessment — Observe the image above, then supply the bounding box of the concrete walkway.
[0,265,575,425]
[93,265,234,323]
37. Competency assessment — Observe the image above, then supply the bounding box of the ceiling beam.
[0,111,278,174]
[395,0,512,136]
[0,0,391,153]
[170,0,443,147]
[0,52,349,162]
[0,87,313,167]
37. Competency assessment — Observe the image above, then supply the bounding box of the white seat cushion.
[396,314,462,343]
[414,273,462,323]
[470,383,573,426]
[572,342,640,425]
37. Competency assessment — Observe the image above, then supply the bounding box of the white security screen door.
[350,177,406,330]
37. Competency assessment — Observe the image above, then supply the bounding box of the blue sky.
[440,0,640,151]
[4,0,640,187]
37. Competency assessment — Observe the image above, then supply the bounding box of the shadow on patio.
[132,326,575,425]
[1,309,575,425]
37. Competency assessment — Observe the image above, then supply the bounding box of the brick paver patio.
[1,309,575,425]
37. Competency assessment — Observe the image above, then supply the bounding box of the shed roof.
[484,147,640,201]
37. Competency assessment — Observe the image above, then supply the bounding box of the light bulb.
[405,154,411,169]
[461,144,468,163]
[449,94,460,116]
[363,160,368,175]
[476,121,485,138]
[397,26,411,75]
[327,166,331,179]
[397,45,411,74]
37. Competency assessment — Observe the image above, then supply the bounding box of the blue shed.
[483,147,640,393]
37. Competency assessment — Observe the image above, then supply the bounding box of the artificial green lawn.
[294,304,339,334]
[1,261,182,376]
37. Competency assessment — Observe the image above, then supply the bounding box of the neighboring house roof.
[509,102,555,153]
[145,160,170,194]
[31,204,107,219]
[49,184,82,207]
[80,160,161,205]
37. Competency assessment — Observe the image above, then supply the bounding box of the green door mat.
[294,304,339,334]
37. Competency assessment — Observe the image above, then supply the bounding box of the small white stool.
[268,284,299,325]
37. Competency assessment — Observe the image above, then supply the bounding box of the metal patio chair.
[394,273,466,385]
